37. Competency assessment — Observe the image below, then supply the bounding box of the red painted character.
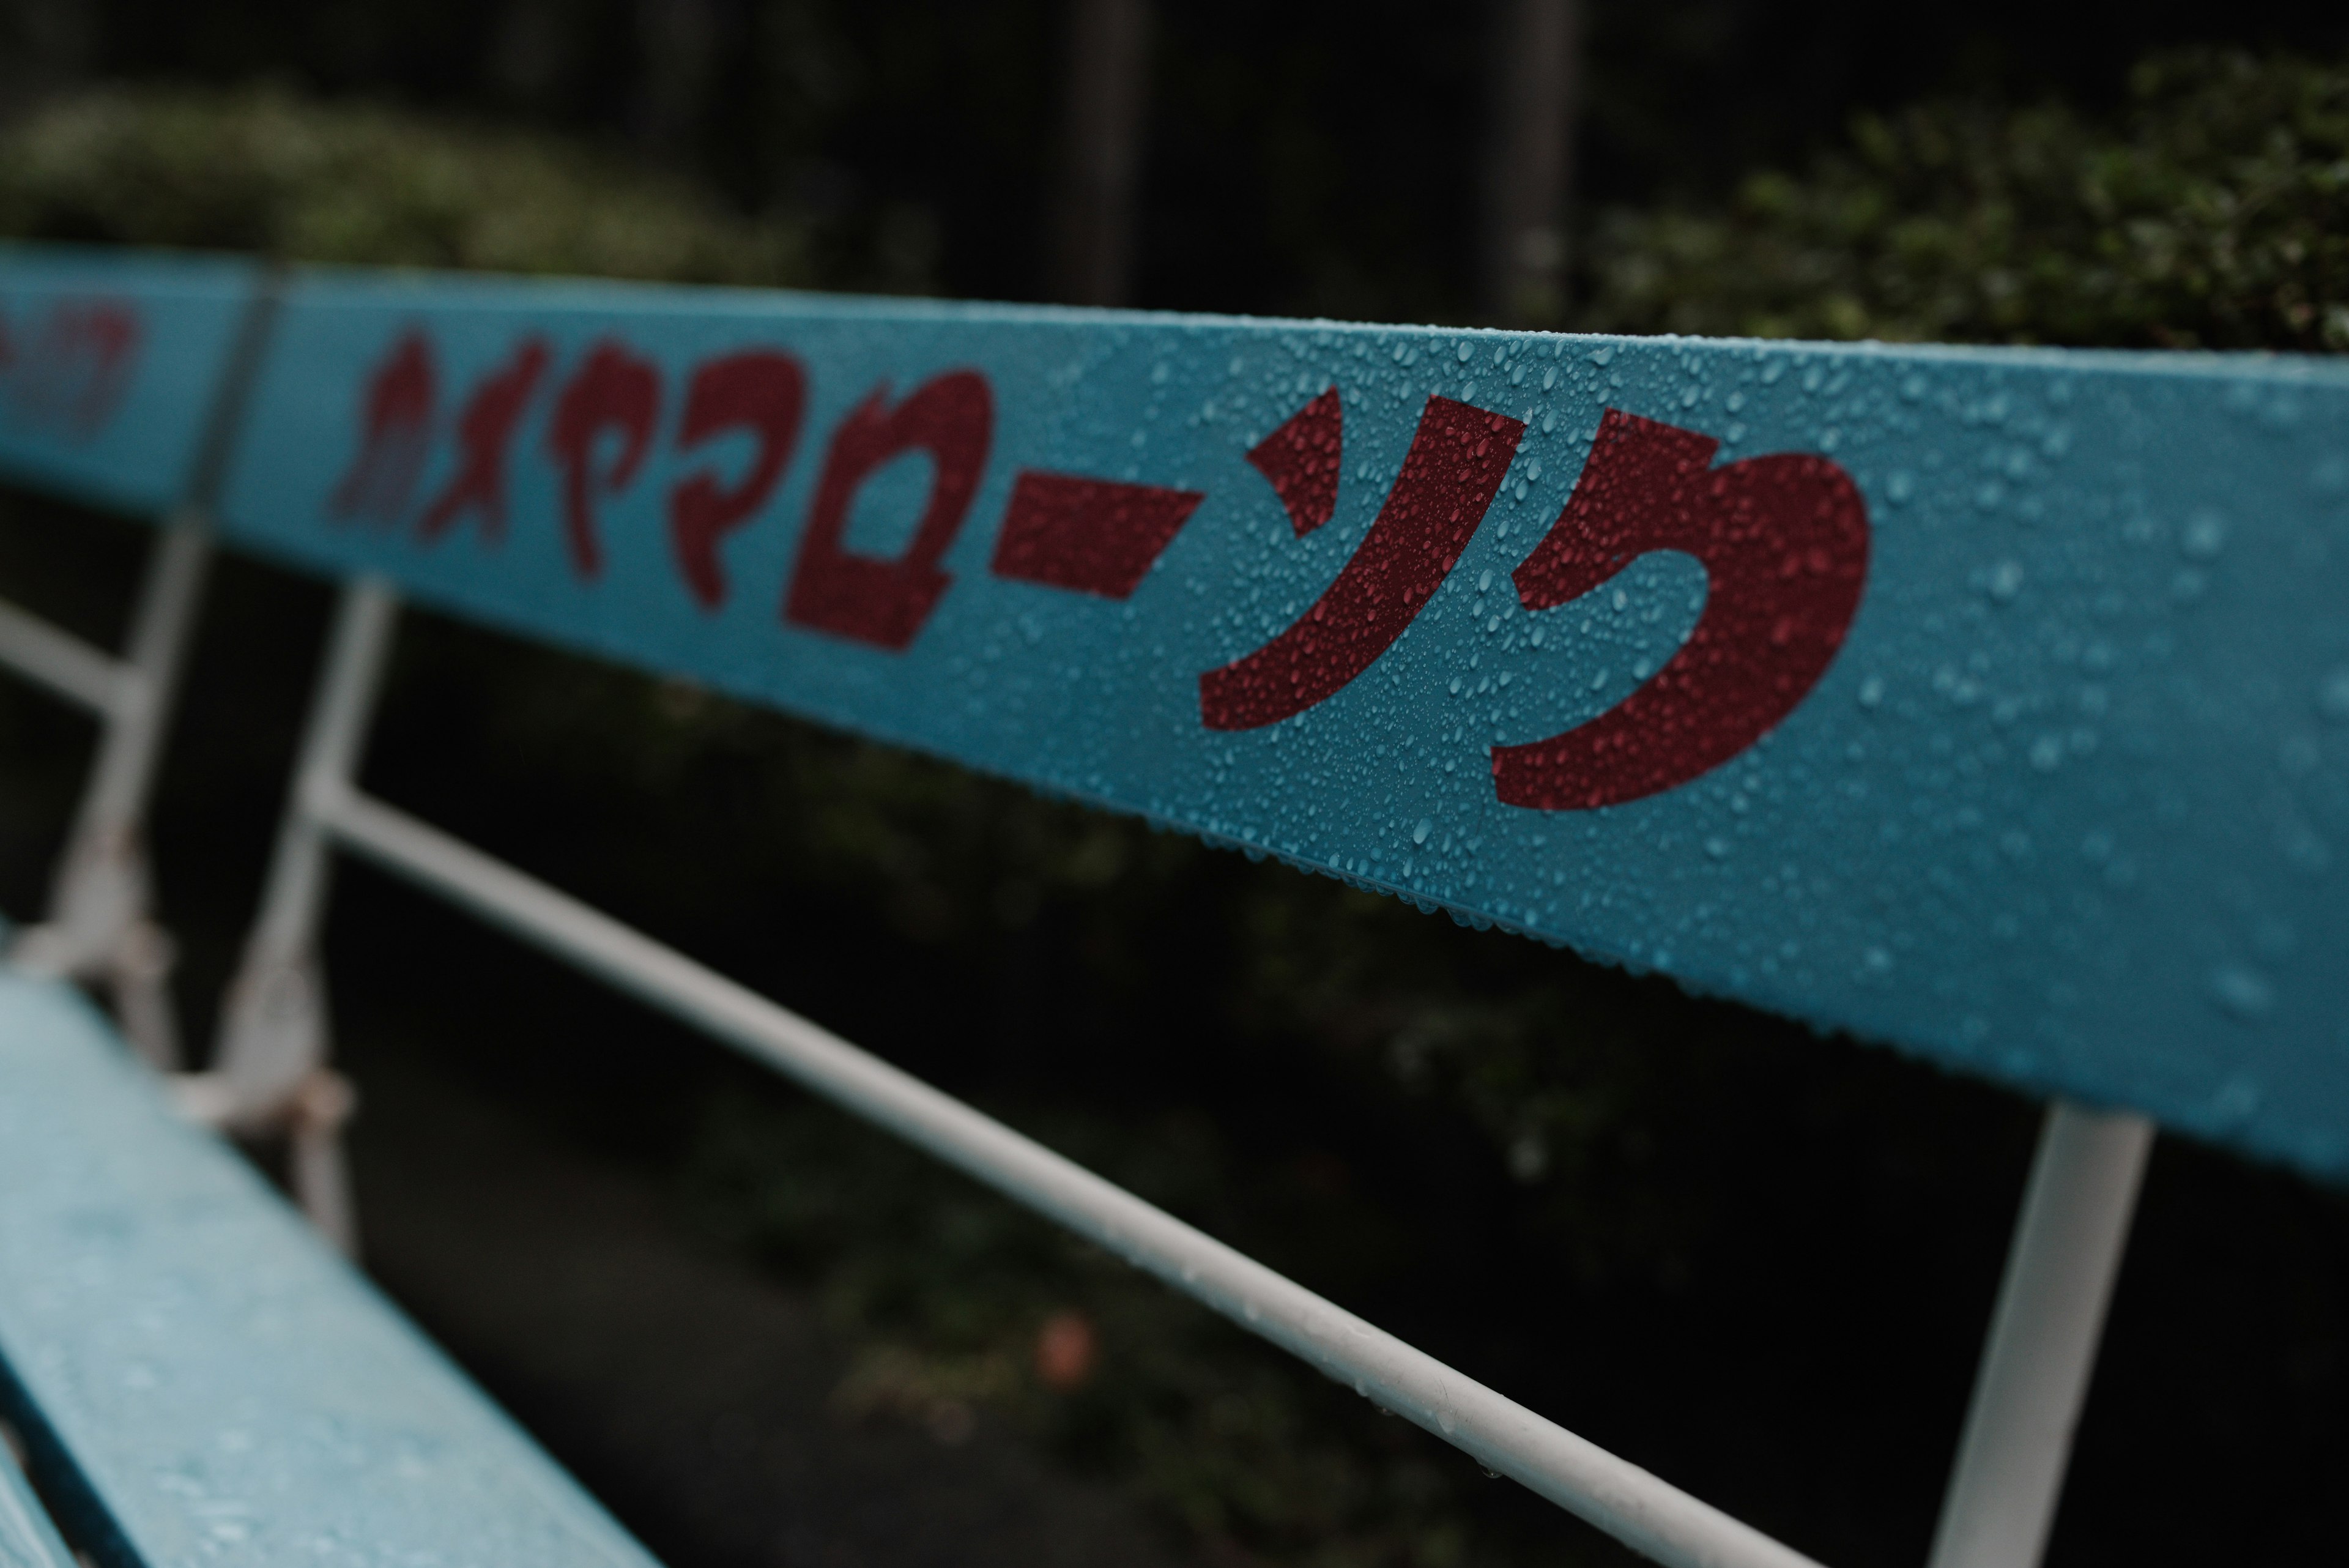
[4,299,141,438]
[330,329,436,524]
[668,350,807,610]
[784,370,993,650]
[547,340,662,578]
[1200,394,1523,732]
[1495,408,1869,809]
[418,337,552,544]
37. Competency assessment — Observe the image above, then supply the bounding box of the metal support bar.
[1928,1101,2154,1568]
[4,267,281,1068]
[5,518,213,1067]
[242,578,401,974]
[64,515,212,850]
[0,598,134,716]
[185,578,398,1255]
[302,775,1821,1568]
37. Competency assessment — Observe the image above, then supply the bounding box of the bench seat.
[0,966,661,1568]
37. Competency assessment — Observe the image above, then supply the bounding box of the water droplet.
[1412,817,1433,844]
[2211,1075,2262,1124]
[1986,560,2024,602]
[2209,964,2276,1021]
[2181,510,2227,560]
[2318,667,2349,722]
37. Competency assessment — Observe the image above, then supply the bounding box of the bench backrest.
[193,262,2349,1176]
[4,240,2346,1568]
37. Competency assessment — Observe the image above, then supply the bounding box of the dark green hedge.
[0,84,811,284]
[1582,50,2349,351]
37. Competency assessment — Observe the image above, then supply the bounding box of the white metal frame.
[204,576,2158,1568]
[0,515,209,1065]
[1,278,281,1068]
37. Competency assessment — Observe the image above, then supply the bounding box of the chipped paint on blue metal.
[0,246,259,518]
[0,969,663,1568]
[3,250,2347,1181]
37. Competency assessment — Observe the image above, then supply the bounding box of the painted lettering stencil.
[313,314,1869,816]
[0,246,259,516]
[199,270,2349,1182]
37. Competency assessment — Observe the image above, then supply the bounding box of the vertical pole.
[1480,0,1584,324]
[18,268,282,1066]
[62,515,212,853]
[240,578,402,975]
[19,515,213,1049]
[196,578,401,1254]
[86,259,284,850]
[1052,0,1154,307]
[1928,1100,2154,1568]
[634,0,718,159]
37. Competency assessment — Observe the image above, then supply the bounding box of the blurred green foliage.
[4,56,2348,1568]
[1583,49,2349,350]
[0,83,814,284]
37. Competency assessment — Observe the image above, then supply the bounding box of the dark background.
[2,5,2347,1568]
[8,0,2349,316]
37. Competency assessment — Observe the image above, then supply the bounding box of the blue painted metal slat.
[0,245,261,519]
[0,970,664,1568]
[204,267,2349,1181]
[2,243,2345,1179]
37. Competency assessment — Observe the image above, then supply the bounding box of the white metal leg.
[2,274,278,1061]
[185,578,399,1251]
[7,515,215,1066]
[71,514,215,850]
[1928,1101,2154,1568]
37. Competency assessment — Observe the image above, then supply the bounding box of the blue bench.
[0,249,661,1568]
[0,964,659,1568]
[2,239,2345,1568]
